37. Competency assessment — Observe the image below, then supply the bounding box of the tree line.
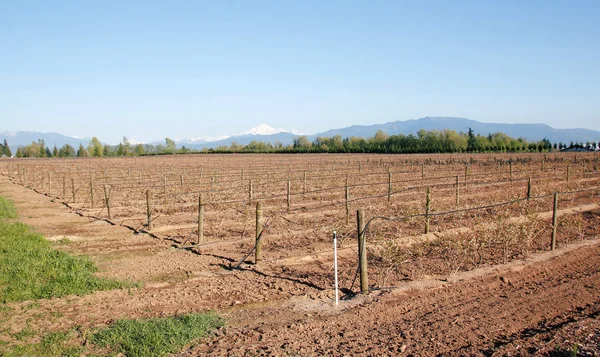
[8,128,599,158]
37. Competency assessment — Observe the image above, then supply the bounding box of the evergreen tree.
[52,145,58,157]
[58,144,76,157]
[77,144,89,157]
[466,128,477,152]
[45,147,52,157]
[3,139,11,157]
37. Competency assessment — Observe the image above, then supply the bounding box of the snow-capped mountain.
[126,138,146,145]
[170,124,302,145]
[174,135,231,145]
[242,124,303,136]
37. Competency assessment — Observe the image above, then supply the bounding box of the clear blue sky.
[1,0,599,144]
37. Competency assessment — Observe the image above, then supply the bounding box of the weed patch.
[90,313,223,357]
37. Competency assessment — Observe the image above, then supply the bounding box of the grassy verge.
[2,330,84,357]
[0,196,17,219]
[0,196,131,303]
[0,196,223,356]
[90,313,223,357]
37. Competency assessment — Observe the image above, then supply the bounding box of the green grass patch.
[55,237,72,245]
[0,196,133,303]
[0,197,17,219]
[90,313,223,357]
[2,330,83,357]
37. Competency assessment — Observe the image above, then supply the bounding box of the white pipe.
[333,230,339,306]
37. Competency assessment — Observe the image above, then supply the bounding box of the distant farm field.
[1,152,599,355]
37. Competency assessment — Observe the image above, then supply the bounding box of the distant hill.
[312,117,600,145]
[184,118,600,149]
[2,118,599,151]
[0,131,92,150]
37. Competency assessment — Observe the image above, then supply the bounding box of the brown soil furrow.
[183,241,600,356]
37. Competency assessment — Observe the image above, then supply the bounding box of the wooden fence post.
[287,180,291,211]
[509,162,513,183]
[62,175,66,200]
[146,189,153,231]
[388,172,392,201]
[425,186,431,234]
[455,175,459,205]
[48,172,52,196]
[248,179,252,205]
[345,174,349,224]
[104,185,112,220]
[71,178,76,204]
[527,177,531,201]
[357,209,368,294]
[551,192,558,250]
[90,177,94,208]
[180,174,184,188]
[198,193,204,243]
[303,170,307,194]
[567,165,570,182]
[255,202,263,264]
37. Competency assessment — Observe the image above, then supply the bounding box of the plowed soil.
[1,155,599,356]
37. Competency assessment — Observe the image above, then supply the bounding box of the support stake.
[104,185,112,220]
[425,186,431,234]
[198,193,205,243]
[551,192,558,250]
[388,172,392,201]
[357,209,368,294]
[146,189,153,231]
[255,202,263,264]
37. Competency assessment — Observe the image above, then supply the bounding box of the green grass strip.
[0,196,131,303]
[90,313,223,357]
[0,196,17,219]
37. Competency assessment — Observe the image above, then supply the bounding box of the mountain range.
[1,117,599,150]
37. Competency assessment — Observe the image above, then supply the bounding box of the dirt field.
[1,153,599,356]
